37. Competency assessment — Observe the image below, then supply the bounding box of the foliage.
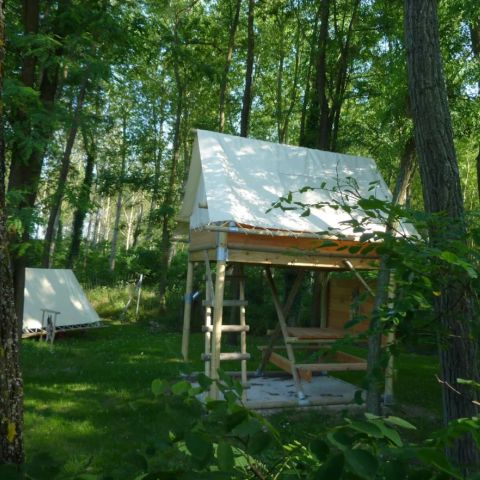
[16,372,475,480]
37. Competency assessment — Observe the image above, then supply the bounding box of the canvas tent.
[180,130,406,407]
[23,268,101,335]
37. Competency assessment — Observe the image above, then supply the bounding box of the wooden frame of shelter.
[180,224,396,405]
[179,130,402,406]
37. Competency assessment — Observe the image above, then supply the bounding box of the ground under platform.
[191,372,365,413]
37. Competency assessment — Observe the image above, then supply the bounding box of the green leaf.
[313,452,344,479]
[185,432,213,462]
[382,460,407,480]
[344,449,378,479]
[197,373,213,390]
[372,420,403,447]
[217,441,234,471]
[416,447,462,478]
[151,379,167,396]
[300,207,311,217]
[248,431,271,455]
[310,438,330,461]
[384,416,416,430]
[347,420,383,438]
[171,380,191,395]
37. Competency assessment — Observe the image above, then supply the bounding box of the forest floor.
[21,287,443,479]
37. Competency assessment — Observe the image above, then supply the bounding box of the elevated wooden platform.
[189,228,379,270]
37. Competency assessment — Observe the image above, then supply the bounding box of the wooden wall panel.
[327,278,375,334]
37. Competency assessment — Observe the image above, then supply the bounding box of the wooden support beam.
[210,232,228,399]
[257,270,305,374]
[181,261,194,361]
[268,351,312,382]
[342,259,375,297]
[264,266,307,402]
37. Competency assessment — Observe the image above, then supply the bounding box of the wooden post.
[384,275,396,406]
[204,252,215,376]
[210,232,228,399]
[181,260,194,361]
[319,271,329,328]
[238,265,248,400]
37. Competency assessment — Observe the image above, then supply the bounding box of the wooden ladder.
[203,253,249,400]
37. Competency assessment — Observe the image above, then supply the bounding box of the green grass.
[21,286,443,478]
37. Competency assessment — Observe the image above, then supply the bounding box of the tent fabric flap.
[23,268,101,331]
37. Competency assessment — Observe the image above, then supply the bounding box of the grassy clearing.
[21,286,443,479]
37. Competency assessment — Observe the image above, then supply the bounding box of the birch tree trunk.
[366,136,416,414]
[405,0,479,467]
[109,117,127,272]
[43,77,88,267]
[0,0,24,463]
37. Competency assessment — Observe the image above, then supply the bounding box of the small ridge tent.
[23,268,101,335]
[179,130,413,407]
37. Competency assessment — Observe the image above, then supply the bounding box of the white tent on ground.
[23,268,102,334]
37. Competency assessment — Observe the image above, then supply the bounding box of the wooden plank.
[189,230,216,252]
[202,352,251,361]
[286,327,347,340]
[331,351,366,363]
[295,362,367,372]
[202,325,249,333]
[268,352,312,382]
[202,299,248,307]
[228,250,379,270]
[226,231,378,258]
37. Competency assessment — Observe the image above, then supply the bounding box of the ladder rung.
[202,325,250,333]
[202,300,248,307]
[201,352,251,361]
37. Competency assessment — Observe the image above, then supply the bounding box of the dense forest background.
[1,0,480,474]
[4,0,479,303]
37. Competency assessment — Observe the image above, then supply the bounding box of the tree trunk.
[366,136,416,414]
[158,88,182,307]
[303,0,330,150]
[8,0,66,323]
[66,130,95,268]
[240,0,255,138]
[43,77,88,267]
[405,0,479,467]
[0,0,24,463]
[219,0,241,132]
[109,117,127,272]
[145,103,164,242]
[469,18,480,200]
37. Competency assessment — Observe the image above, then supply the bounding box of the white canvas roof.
[179,130,413,239]
[23,268,101,331]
